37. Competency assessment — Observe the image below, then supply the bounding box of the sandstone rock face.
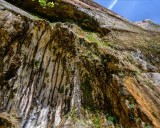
[0,0,160,128]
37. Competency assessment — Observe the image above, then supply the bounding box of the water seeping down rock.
[0,0,160,127]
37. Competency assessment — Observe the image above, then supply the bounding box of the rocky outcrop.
[136,19,160,32]
[6,0,145,34]
[0,0,160,128]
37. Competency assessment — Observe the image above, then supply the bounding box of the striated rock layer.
[0,0,160,128]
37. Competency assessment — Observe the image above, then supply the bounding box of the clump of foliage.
[92,116,101,128]
[80,75,94,109]
[33,0,55,8]
[107,115,116,123]
[128,103,135,109]
[47,1,55,8]
[145,124,152,128]
[34,59,40,67]
[38,0,46,7]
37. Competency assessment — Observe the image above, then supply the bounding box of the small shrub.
[128,103,135,109]
[129,113,135,120]
[58,86,64,93]
[92,116,101,128]
[107,116,116,123]
[118,71,125,78]
[34,60,40,67]
[47,2,54,8]
[37,0,54,8]
[145,124,152,128]
[38,0,46,7]
[135,118,141,123]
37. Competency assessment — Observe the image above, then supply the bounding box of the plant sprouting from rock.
[33,0,54,8]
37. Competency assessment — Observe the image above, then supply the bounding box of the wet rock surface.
[0,0,160,128]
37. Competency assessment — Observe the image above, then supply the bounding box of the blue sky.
[94,0,160,24]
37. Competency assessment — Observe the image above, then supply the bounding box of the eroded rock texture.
[0,0,160,128]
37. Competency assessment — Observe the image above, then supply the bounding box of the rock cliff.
[0,0,160,128]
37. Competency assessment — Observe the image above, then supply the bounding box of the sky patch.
[94,0,160,24]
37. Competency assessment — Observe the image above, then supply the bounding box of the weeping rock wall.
[0,0,160,128]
